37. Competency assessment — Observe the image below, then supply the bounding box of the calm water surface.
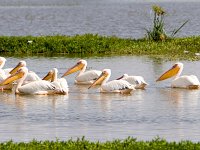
[0,56,200,142]
[0,0,200,38]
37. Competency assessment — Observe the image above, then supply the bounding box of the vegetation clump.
[1,137,200,150]
[0,34,200,60]
[145,5,189,41]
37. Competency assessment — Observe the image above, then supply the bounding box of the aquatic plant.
[0,34,200,60]
[0,137,200,149]
[145,5,189,41]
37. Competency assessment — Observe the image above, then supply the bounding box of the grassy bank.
[0,34,200,60]
[1,137,200,150]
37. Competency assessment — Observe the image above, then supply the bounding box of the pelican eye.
[172,64,178,69]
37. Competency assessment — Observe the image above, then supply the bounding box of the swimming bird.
[117,74,148,89]
[0,57,12,78]
[0,57,14,90]
[156,62,200,89]
[0,57,6,81]
[88,69,135,94]
[9,60,41,84]
[43,68,69,94]
[62,59,101,85]
[0,67,68,95]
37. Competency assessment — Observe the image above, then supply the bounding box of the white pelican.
[88,69,135,94]
[0,67,68,95]
[117,74,148,89]
[0,57,13,90]
[9,60,41,84]
[42,68,69,94]
[156,62,200,89]
[62,59,102,85]
[0,57,11,78]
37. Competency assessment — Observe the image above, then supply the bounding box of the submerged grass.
[0,34,200,60]
[1,137,200,150]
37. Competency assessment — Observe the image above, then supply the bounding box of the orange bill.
[0,71,24,85]
[62,62,84,77]
[156,64,180,81]
[88,72,106,89]
[42,70,53,81]
[9,62,24,75]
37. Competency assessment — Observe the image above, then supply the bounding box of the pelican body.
[0,57,10,79]
[0,67,68,95]
[43,68,69,94]
[89,69,135,94]
[117,74,148,89]
[156,62,200,89]
[62,59,101,85]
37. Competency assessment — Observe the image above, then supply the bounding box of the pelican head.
[88,69,110,89]
[62,59,87,77]
[0,67,27,86]
[0,57,6,69]
[42,70,54,81]
[9,60,26,75]
[156,62,183,81]
[43,68,58,82]
[116,73,129,80]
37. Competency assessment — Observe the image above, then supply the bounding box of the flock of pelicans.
[0,57,200,95]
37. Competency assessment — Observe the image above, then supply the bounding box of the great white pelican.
[9,60,41,84]
[117,74,148,89]
[88,69,135,94]
[42,68,69,94]
[156,62,200,89]
[62,59,101,84]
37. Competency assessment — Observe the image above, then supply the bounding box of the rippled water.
[0,56,200,142]
[0,0,200,38]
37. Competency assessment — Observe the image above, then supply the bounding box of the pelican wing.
[51,78,69,94]
[76,70,101,82]
[172,75,200,88]
[24,71,41,83]
[102,80,135,92]
[0,69,7,81]
[124,76,147,85]
[18,80,56,94]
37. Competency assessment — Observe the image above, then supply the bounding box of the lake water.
[0,56,200,142]
[0,0,200,38]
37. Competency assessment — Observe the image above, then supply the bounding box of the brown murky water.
[0,56,200,142]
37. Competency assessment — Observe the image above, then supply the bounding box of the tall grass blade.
[171,20,189,37]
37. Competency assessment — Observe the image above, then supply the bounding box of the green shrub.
[145,5,189,41]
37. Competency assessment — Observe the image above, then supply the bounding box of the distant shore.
[0,34,199,60]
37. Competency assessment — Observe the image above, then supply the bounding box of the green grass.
[0,34,200,60]
[1,137,200,150]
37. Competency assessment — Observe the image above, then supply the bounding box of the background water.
[0,0,200,38]
[0,56,200,142]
